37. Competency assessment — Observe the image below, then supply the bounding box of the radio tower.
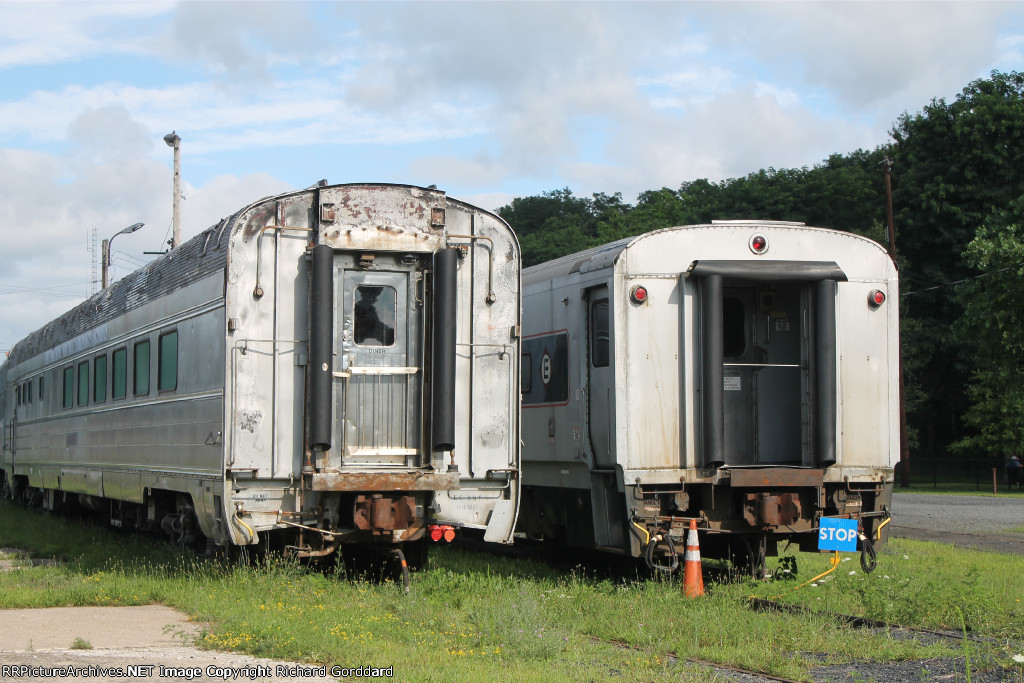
[88,227,98,297]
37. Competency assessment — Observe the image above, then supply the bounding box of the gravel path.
[890,492,1024,555]
[0,605,340,683]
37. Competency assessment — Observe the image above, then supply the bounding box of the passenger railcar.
[0,183,521,563]
[517,221,896,574]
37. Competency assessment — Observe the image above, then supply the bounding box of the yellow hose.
[761,551,842,600]
[233,513,256,545]
[875,516,891,541]
[631,520,651,546]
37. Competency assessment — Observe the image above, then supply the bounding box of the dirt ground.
[0,605,341,683]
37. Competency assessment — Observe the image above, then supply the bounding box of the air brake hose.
[643,532,679,574]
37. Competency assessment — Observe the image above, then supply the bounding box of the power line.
[0,282,90,298]
[901,261,1024,297]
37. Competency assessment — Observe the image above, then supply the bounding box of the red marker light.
[428,524,456,542]
[749,234,768,254]
[630,285,648,304]
[868,290,886,307]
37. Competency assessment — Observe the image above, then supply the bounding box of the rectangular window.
[77,361,89,407]
[112,347,127,400]
[15,385,20,407]
[354,285,397,346]
[38,376,44,402]
[93,354,107,403]
[590,299,610,368]
[158,330,178,392]
[63,367,74,409]
[26,380,32,404]
[134,339,150,396]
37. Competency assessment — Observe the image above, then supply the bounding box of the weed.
[70,637,92,650]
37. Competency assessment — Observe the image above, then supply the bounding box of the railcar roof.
[522,222,879,285]
[3,212,240,368]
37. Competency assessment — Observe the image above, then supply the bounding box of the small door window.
[354,285,397,346]
[590,299,610,368]
[723,296,747,357]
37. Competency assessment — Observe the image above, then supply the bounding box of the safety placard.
[818,517,859,552]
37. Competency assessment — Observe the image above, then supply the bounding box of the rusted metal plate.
[353,494,416,531]
[310,470,460,492]
[743,491,802,526]
[729,468,823,488]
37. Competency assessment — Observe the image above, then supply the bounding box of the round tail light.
[749,234,768,254]
[630,285,648,304]
[868,290,886,307]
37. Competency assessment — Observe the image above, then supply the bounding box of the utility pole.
[164,131,181,249]
[883,157,911,488]
[101,223,144,289]
[88,228,98,296]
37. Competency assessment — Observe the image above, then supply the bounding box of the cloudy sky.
[1,0,1023,352]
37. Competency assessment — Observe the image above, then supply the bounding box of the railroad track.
[589,635,803,683]
[747,597,999,644]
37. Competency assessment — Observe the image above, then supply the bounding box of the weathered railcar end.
[0,183,521,567]
[517,222,896,576]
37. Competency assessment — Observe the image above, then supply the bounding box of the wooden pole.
[883,158,911,488]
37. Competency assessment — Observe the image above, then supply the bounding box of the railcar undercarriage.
[628,471,893,578]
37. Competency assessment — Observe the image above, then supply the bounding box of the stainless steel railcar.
[517,221,896,574]
[0,183,521,562]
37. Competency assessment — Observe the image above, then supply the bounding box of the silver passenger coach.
[1,183,521,563]
[518,221,896,574]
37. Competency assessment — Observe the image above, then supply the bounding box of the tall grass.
[1,500,1021,681]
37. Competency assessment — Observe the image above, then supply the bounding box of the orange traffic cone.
[683,520,705,598]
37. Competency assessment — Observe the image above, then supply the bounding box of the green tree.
[498,188,632,266]
[952,196,1024,457]
[891,70,1024,457]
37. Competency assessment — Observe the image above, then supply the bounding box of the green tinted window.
[134,340,150,396]
[158,330,177,392]
[63,367,74,409]
[93,354,107,403]
[112,348,127,400]
[38,376,44,402]
[77,361,89,406]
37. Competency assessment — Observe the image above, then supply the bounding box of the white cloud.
[0,2,168,68]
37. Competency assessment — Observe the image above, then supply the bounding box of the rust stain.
[310,470,460,492]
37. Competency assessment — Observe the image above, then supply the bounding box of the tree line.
[497,70,1024,465]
